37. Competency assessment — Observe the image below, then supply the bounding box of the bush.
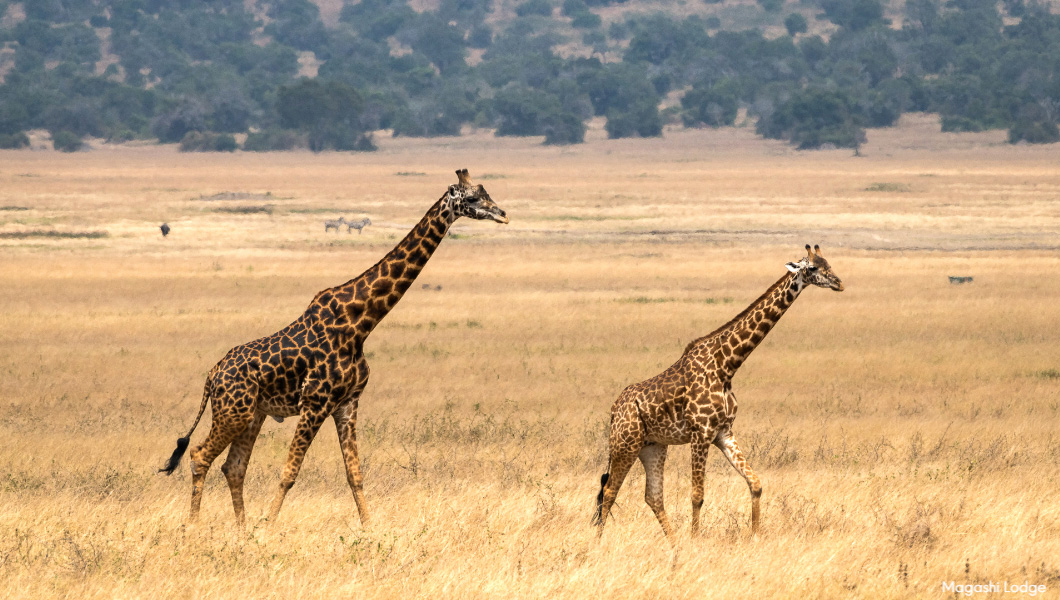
[52,130,83,152]
[468,24,493,48]
[605,100,662,138]
[543,112,586,145]
[515,0,553,16]
[243,129,306,151]
[562,0,587,15]
[681,84,739,127]
[0,132,30,149]
[757,87,865,149]
[179,131,238,152]
[571,11,602,29]
[784,13,808,36]
[1008,119,1060,144]
[759,0,784,13]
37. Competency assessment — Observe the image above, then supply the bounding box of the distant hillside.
[1,0,1059,152]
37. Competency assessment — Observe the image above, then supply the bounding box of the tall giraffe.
[160,169,508,527]
[593,245,843,542]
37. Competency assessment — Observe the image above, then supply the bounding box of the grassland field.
[1,115,1059,598]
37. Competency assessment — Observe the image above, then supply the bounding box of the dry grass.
[1,118,1059,598]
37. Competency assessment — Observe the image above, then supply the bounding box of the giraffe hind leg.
[188,401,255,523]
[640,444,676,543]
[596,448,637,537]
[220,411,267,528]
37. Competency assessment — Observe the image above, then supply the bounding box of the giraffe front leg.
[220,411,266,529]
[639,444,676,543]
[690,434,711,536]
[267,408,328,523]
[714,430,762,535]
[333,400,370,526]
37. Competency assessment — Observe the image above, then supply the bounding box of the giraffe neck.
[710,271,803,379]
[339,196,455,337]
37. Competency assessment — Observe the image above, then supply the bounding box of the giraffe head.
[445,168,509,224]
[785,244,844,291]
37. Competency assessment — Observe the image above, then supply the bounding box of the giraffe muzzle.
[490,209,509,224]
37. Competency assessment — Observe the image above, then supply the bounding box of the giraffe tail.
[591,464,610,526]
[159,379,212,475]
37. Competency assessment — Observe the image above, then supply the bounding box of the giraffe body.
[595,245,843,542]
[160,170,508,527]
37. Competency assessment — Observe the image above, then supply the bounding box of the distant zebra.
[324,217,347,233]
[346,217,372,234]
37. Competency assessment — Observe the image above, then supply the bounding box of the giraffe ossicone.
[594,244,843,542]
[159,169,508,528]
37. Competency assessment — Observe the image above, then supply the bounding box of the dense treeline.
[0,0,1058,151]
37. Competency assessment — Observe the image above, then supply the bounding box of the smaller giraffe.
[594,245,844,542]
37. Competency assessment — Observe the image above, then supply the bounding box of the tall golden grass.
[1,117,1058,598]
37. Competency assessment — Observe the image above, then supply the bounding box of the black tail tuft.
[159,436,190,475]
[592,472,610,525]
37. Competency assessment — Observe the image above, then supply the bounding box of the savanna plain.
[1,117,1059,599]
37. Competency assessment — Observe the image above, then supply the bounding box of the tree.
[784,13,808,36]
[52,130,83,152]
[819,0,887,31]
[759,0,784,14]
[682,82,739,127]
[605,99,662,138]
[276,79,375,151]
[757,87,866,149]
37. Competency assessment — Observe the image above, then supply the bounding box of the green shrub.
[571,11,602,29]
[784,12,808,35]
[0,132,30,149]
[681,83,739,128]
[757,87,865,150]
[543,112,586,145]
[605,100,663,138]
[52,130,83,152]
[515,0,553,17]
[1008,120,1060,144]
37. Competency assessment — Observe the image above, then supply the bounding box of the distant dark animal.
[346,217,372,234]
[160,223,170,237]
[948,276,973,285]
[324,217,347,233]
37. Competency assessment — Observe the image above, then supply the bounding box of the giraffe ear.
[785,262,801,273]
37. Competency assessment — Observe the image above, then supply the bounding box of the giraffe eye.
[806,266,819,273]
